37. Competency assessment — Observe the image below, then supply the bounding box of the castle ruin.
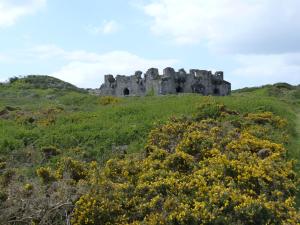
[97,67,231,96]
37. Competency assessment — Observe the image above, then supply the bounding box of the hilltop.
[2,75,85,92]
[0,76,299,224]
[234,82,300,104]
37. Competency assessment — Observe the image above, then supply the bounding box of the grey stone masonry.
[95,67,231,96]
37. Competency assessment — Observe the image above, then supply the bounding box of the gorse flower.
[70,102,299,224]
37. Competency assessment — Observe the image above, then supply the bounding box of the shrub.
[55,157,98,182]
[24,183,34,191]
[8,76,20,84]
[245,112,287,128]
[71,103,300,224]
[36,167,56,184]
[98,96,121,105]
[23,183,34,196]
[0,190,8,202]
[41,146,60,159]
[274,83,294,90]
[294,89,300,99]
[164,151,194,172]
[0,162,6,170]
[0,169,15,186]
[195,98,223,119]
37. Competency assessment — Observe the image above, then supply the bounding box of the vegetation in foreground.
[71,102,299,224]
[0,77,299,224]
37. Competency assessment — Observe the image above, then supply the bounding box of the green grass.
[1,79,299,178]
[286,109,300,170]
[294,111,300,206]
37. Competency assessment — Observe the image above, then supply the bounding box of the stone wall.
[96,67,231,96]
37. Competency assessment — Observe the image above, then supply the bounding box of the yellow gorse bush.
[51,101,299,224]
[36,166,56,183]
[98,96,121,106]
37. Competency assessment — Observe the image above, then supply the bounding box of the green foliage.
[234,83,300,106]
[11,75,85,92]
[294,89,300,99]
[8,76,20,84]
[0,162,6,170]
[0,190,8,202]
[41,146,60,159]
[195,97,223,119]
[0,169,15,187]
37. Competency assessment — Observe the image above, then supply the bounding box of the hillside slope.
[3,75,85,92]
[0,78,299,224]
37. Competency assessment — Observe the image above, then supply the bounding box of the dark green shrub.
[0,190,8,202]
[9,76,20,84]
[0,169,15,186]
[274,83,294,90]
[42,146,60,159]
[195,98,224,119]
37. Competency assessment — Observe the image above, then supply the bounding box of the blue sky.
[0,0,299,89]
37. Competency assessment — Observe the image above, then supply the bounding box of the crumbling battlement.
[96,67,231,96]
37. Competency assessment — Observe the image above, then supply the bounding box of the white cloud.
[231,53,300,88]
[0,54,7,61]
[143,0,300,54]
[28,45,178,88]
[52,51,177,88]
[0,52,13,64]
[0,0,46,27]
[87,20,120,35]
[142,0,300,87]
[31,45,101,62]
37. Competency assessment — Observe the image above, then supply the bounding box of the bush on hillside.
[9,76,20,84]
[98,96,121,105]
[294,89,300,99]
[274,83,294,90]
[71,102,299,224]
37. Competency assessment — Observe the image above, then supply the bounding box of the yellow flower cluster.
[36,167,56,183]
[70,102,299,224]
[245,112,288,128]
[98,96,121,106]
[36,157,98,184]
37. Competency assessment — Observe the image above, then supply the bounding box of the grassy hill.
[1,79,299,164]
[0,76,299,224]
[3,75,85,92]
[233,83,300,165]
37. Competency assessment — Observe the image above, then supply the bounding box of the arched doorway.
[123,88,130,96]
[213,88,220,95]
[176,86,183,93]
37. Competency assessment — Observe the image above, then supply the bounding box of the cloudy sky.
[0,0,299,89]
